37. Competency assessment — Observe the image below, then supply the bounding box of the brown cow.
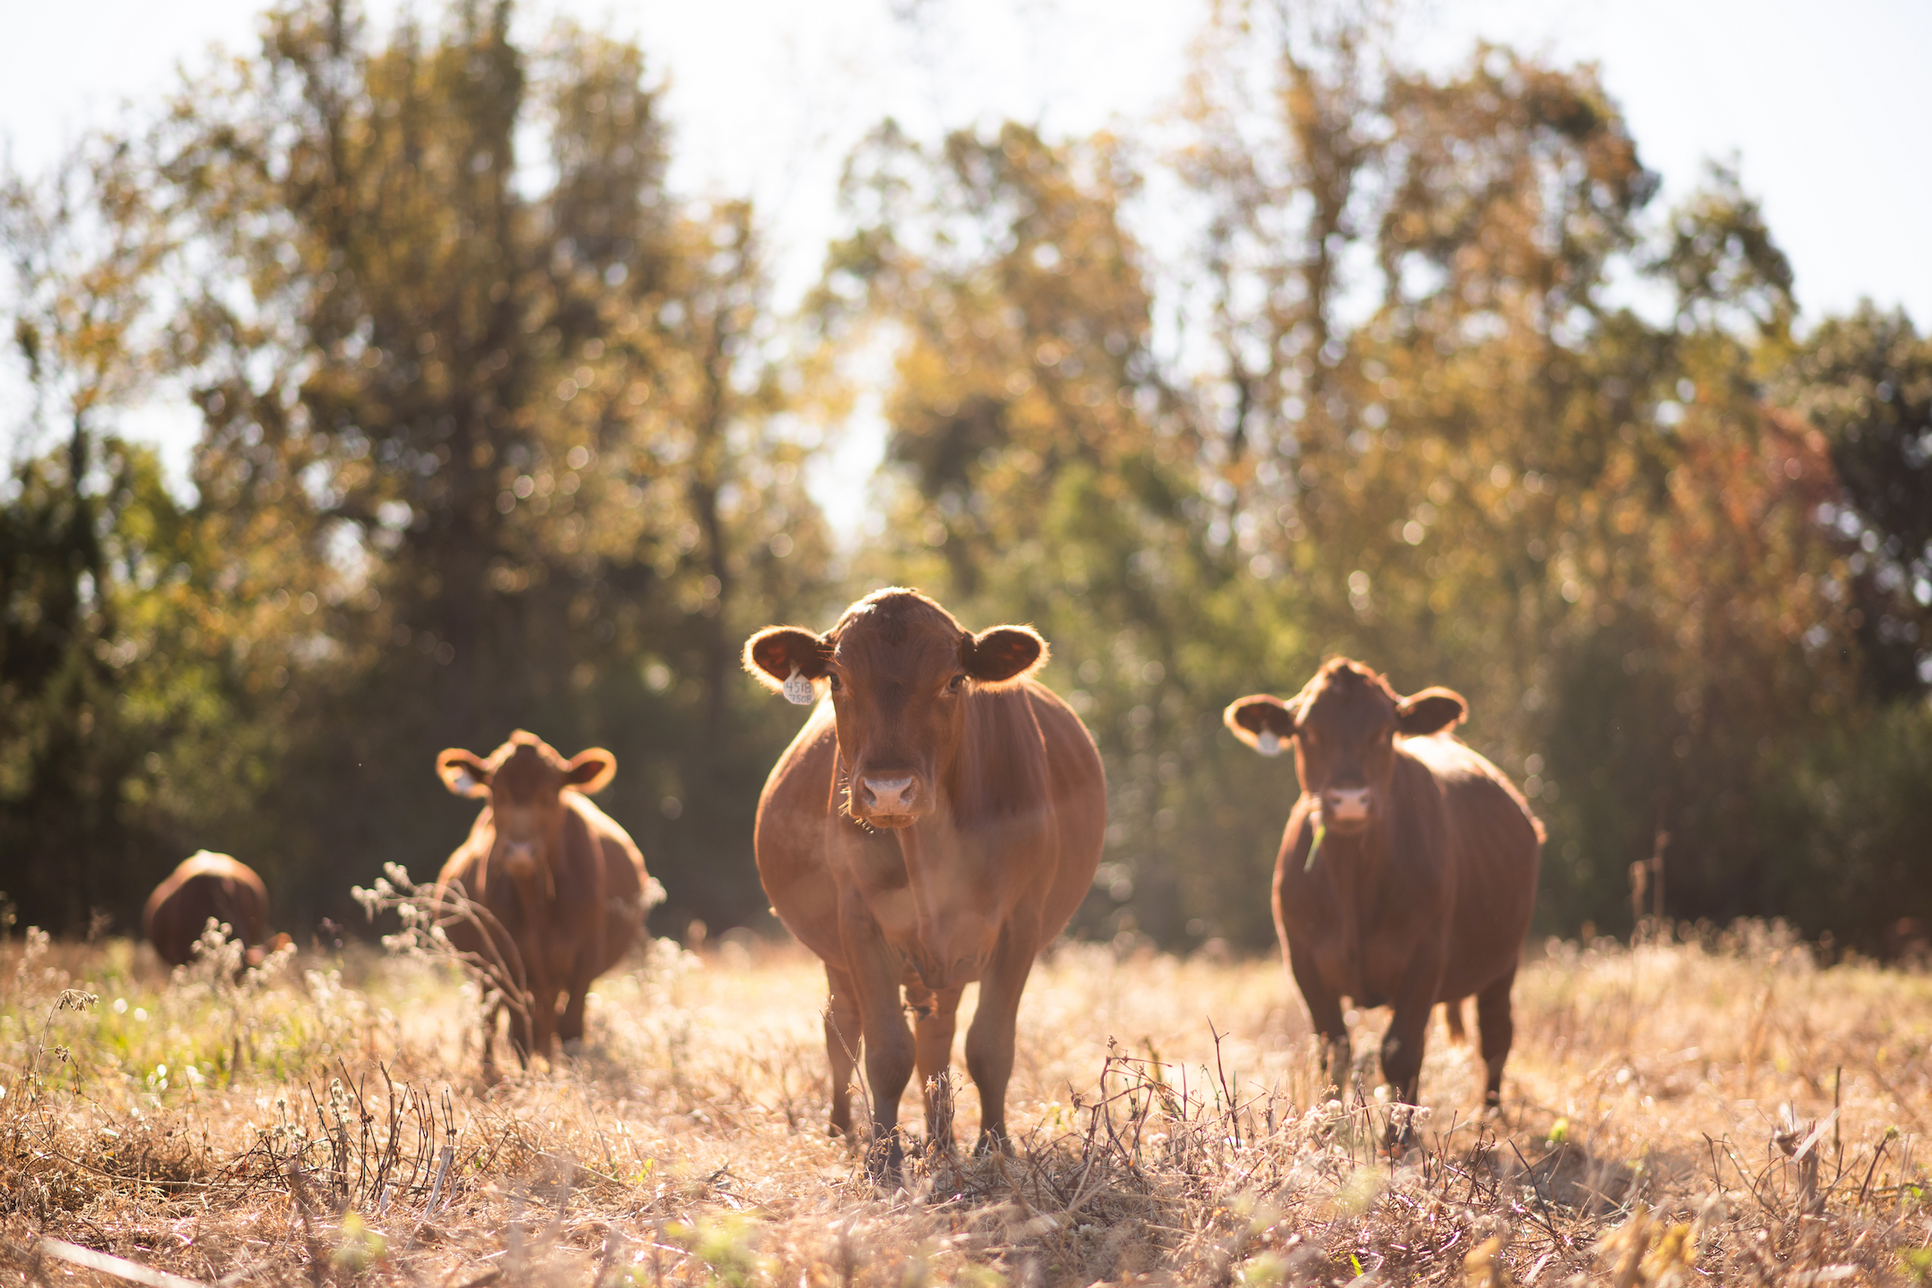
[433,732,656,1069]
[1225,658,1541,1128]
[745,589,1107,1174]
[144,852,291,969]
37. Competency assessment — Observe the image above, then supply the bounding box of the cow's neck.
[1320,816,1392,905]
[889,796,969,961]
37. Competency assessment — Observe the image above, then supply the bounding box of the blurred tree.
[3,0,834,935]
[1772,304,1932,700]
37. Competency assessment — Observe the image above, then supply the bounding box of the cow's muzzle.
[1322,786,1373,832]
[503,840,540,879]
[855,774,926,826]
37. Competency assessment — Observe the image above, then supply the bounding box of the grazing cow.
[433,732,655,1068]
[745,589,1106,1174]
[144,852,291,969]
[1225,658,1541,1124]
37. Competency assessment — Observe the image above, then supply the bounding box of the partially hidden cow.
[1225,658,1541,1126]
[145,851,292,969]
[745,589,1107,1173]
[433,732,656,1069]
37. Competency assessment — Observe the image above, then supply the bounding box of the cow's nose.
[1325,786,1372,822]
[861,776,917,813]
[504,839,539,877]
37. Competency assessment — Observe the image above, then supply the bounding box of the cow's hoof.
[971,1129,1012,1158]
[864,1133,904,1183]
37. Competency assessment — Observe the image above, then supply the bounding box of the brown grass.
[5,916,1932,1285]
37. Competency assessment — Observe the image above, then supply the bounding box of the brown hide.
[144,852,282,969]
[1226,658,1541,1118]
[746,589,1107,1172]
[432,731,653,1068]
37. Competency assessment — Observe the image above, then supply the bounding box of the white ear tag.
[782,667,816,705]
[1257,731,1282,757]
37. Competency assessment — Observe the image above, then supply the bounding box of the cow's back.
[144,856,271,967]
[1399,734,1540,998]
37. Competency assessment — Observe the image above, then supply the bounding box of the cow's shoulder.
[1399,735,1537,825]
[1019,681,1099,754]
[437,809,493,885]
[1395,730,1485,779]
[763,701,839,795]
[567,791,647,890]
[565,791,630,846]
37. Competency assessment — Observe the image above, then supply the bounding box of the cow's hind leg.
[1475,965,1517,1111]
[823,964,863,1140]
[907,982,965,1152]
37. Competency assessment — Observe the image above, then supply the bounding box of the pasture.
[4,920,1931,1285]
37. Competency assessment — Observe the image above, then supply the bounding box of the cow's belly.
[897,954,983,990]
[1301,920,1431,1011]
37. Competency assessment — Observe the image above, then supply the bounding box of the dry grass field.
[5,912,1932,1286]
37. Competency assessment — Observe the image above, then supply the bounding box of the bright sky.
[3,0,1928,523]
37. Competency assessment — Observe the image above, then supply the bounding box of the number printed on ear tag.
[1258,731,1281,757]
[782,668,816,705]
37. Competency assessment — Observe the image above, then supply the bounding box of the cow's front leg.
[527,981,562,1061]
[506,986,536,1067]
[557,935,605,1049]
[964,928,1035,1154]
[905,981,965,1152]
[1379,950,1444,1150]
[1285,939,1350,1102]
[557,975,592,1049]
[842,905,915,1180]
[823,963,863,1140]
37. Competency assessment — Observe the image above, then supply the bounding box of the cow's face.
[745,590,1046,829]
[745,589,1048,987]
[1225,660,1465,837]
[437,732,615,878]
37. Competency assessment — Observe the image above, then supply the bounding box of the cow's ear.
[744,626,832,695]
[1224,695,1298,755]
[962,625,1047,686]
[1397,686,1467,735]
[437,749,492,798]
[563,748,617,794]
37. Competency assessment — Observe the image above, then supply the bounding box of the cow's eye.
[946,674,966,694]
[827,673,842,692]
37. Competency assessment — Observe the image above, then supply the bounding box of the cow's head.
[745,588,1047,828]
[437,731,615,880]
[1224,659,1465,836]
